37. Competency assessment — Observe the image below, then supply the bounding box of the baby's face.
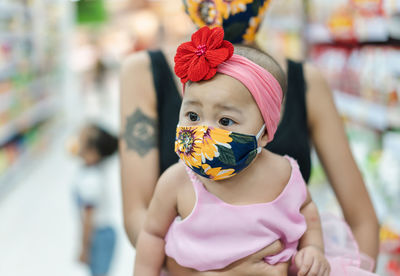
[179,73,266,139]
[77,128,100,166]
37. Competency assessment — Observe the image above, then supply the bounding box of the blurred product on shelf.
[377,132,400,223]
[0,121,57,197]
[307,0,400,43]
[380,225,400,276]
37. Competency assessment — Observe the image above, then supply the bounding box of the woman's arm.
[119,51,160,246]
[134,166,179,276]
[305,63,380,263]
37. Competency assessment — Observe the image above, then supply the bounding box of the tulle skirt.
[290,213,377,276]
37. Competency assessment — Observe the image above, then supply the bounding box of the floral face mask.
[175,125,265,180]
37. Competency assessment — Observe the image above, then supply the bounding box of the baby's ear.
[259,130,269,148]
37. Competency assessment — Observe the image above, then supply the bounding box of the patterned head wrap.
[182,0,272,43]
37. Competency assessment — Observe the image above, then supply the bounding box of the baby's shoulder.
[262,152,293,169]
[258,152,294,183]
[157,162,191,191]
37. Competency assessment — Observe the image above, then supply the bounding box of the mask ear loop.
[256,125,266,154]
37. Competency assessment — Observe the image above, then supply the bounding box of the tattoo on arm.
[123,108,158,157]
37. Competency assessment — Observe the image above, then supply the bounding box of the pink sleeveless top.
[164,156,307,271]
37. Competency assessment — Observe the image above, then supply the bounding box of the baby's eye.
[187,112,199,122]
[219,117,235,126]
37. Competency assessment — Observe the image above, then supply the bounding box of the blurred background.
[0,0,400,275]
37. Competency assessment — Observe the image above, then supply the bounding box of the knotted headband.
[174,26,283,142]
[217,54,282,142]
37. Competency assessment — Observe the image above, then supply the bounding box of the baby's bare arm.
[296,191,330,276]
[298,191,324,251]
[134,164,181,276]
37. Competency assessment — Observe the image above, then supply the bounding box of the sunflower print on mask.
[197,126,233,162]
[175,126,233,168]
[201,164,236,180]
[175,126,203,168]
[182,0,272,44]
[175,125,259,180]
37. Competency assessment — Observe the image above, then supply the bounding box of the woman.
[119,1,379,274]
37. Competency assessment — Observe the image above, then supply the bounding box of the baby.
[134,26,329,276]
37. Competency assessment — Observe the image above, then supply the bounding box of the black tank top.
[149,50,311,183]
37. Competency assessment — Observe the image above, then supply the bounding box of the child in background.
[134,27,378,276]
[68,124,118,276]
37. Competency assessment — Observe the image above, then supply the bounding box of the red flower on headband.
[174,26,234,84]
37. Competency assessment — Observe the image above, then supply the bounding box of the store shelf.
[0,98,57,145]
[0,63,17,82]
[0,119,61,197]
[0,90,12,113]
[333,91,400,130]
[0,3,25,16]
[0,77,52,114]
[306,24,395,45]
[0,32,32,42]
[0,147,32,193]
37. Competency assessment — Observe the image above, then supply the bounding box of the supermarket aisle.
[0,58,134,276]
[2,0,400,275]
[0,126,135,276]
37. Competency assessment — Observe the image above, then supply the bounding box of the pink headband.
[216,54,283,142]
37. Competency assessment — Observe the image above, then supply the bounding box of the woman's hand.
[226,240,286,276]
[167,240,285,276]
